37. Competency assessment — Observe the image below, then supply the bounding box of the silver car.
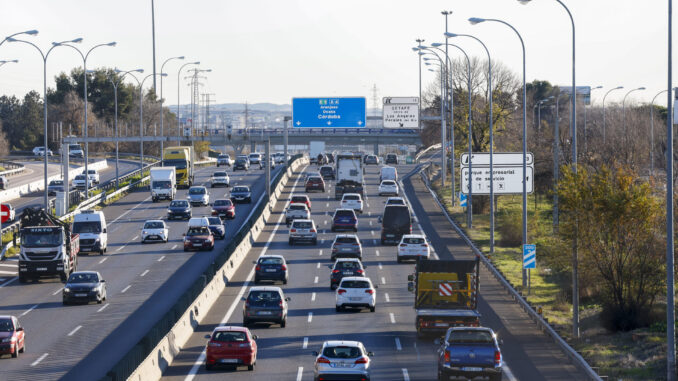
[331,234,362,261]
[289,219,317,245]
[187,186,209,206]
[312,340,373,381]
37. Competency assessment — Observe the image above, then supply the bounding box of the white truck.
[309,141,325,164]
[335,152,364,200]
[150,167,176,202]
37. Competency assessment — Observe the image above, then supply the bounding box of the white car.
[397,234,430,263]
[33,146,53,156]
[340,193,363,214]
[188,217,210,228]
[385,196,407,206]
[273,153,286,164]
[72,174,94,189]
[210,171,230,187]
[335,276,376,312]
[288,219,317,245]
[378,180,399,196]
[216,154,232,167]
[248,153,262,167]
[313,341,373,381]
[141,220,169,243]
[83,169,100,184]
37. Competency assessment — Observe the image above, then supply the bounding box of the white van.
[72,210,108,255]
[379,166,398,183]
[187,217,210,228]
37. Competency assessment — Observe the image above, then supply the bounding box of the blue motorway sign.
[459,192,467,207]
[523,244,536,269]
[292,97,366,128]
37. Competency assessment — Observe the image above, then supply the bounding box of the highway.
[0,162,282,381]
[156,159,587,381]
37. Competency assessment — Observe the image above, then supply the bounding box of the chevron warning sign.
[438,283,455,296]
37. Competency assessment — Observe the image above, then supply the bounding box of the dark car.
[253,255,288,284]
[331,234,363,261]
[319,165,335,180]
[365,155,379,165]
[242,286,290,327]
[0,316,25,358]
[329,258,365,290]
[62,271,107,305]
[47,179,65,195]
[331,209,358,232]
[207,216,226,240]
[230,186,252,203]
[212,198,235,219]
[385,153,398,164]
[305,176,325,193]
[183,226,215,251]
[233,158,249,171]
[379,205,412,245]
[436,327,503,381]
[167,200,192,220]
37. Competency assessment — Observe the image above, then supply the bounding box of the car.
[305,175,325,192]
[233,157,249,171]
[312,341,373,381]
[0,176,7,190]
[379,205,412,245]
[265,156,276,169]
[141,220,168,243]
[378,180,399,196]
[167,200,192,220]
[385,196,407,206]
[188,216,210,228]
[72,210,108,255]
[72,174,94,190]
[207,216,226,240]
[331,209,358,232]
[211,199,235,219]
[285,203,310,225]
[253,255,288,284]
[290,194,311,211]
[242,286,290,327]
[329,258,365,290]
[216,154,232,167]
[187,186,209,206]
[0,316,25,358]
[47,179,65,195]
[331,234,362,261]
[204,326,258,371]
[319,165,335,180]
[33,146,53,156]
[248,153,263,168]
[341,193,363,214]
[397,234,430,263]
[210,171,230,188]
[335,276,376,312]
[365,155,379,165]
[273,153,286,164]
[288,219,317,245]
[83,169,100,184]
[385,153,399,165]
[68,144,84,158]
[436,327,503,381]
[183,226,215,251]
[62,271,107,305]
[379,166,397,182]
[230,185,252,203]
[1,204,14,222]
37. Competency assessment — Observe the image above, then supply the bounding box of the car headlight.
[142,231,147,235]
[64,287,71,292]
[1,337,14,343]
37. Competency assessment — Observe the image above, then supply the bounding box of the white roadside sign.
[461,166,534,195]
[383,97,419,128]
[460,152,534,167]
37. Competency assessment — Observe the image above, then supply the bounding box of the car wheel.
[248,363,255,371]
[312,238,318,245]
[243,318,250,327]
[489,373,502,381]
[100,249,104,255]
[183,247,189,252]
[288,238,294,245]
[254,277,260,284]
[331,227,336,232]
[206,364,214,371]
[397,257,402,264]
[370,306,375,312]
[19,342,24,353]
[335,305,342,312]
[11,344,18,358]
[97,295,103,304]
[280,318,286,328]
[283,278,288,285]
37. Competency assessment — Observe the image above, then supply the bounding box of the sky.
[0,0,672,108]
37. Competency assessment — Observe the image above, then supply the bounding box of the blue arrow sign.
[292,97,366,128]
[523,244,536,269]
[459,192,467,207]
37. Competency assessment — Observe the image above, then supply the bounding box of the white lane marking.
[20,304,38,317]
[324,220,328,225]
[140,270,149,277]
[158,255,166,262]
[390,312,396,324]
[369,220,373,226]
[0,263,16,268]
[320,239,325,244]
[316,262,320,269]
[132,235,139,241]
[121,285,131,293]
[378,263,383,270]
[370,230,375,236]
[52,289,62,296]
[319,250,323,256]
[67,325,82,336]
[504,364,518,381]
[368,211,371,216]
[31,353,48,367]
[0,270,16,275]
[381,276,386,285]
[372,239,377,245]
[296,367,304,381]
[109,196,152,225]
[1,276,19,288]
[314,276,318,284]
[375,250,380,257]
[385,293,390,302]
[402,368,410,381]
[171,244,178,250]
[115,245,125,252]
[311,292,316,302]
[395,337,402,351]
[97,303,110,313]
[303,337,308,349]
[99,257,108,264]
[308,312,313,323]
[326,202,329,207]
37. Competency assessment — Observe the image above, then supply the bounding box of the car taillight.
[365,289,374,294]
[494,350,502,366]
[208,341,222,347]
[281,265,287,271]
[255,265,261,271]
[422,243,428,247]
[355,357,368,364]
[444,350,451,363]
[332,270,340,273]
[290,228,296,232]
[353,243,360,246]
[211,211,217,215]
[279,300,283,308]
[337,289,347,294]
[316,357,331,364]
[310,229,316,233]
[356,269,364,274]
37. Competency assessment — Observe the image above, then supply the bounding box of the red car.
[205,326,258,371]
[211,199,236,219]
[183,226,215,251]
[305,176,326,193]
[290,194,312,211]
[0,315,25,358]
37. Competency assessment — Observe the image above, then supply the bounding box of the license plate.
[350,297,362,301]
[37,267,47,271]
[386,234,394,237]
[434,323,449,327]
[192,243,204,246]
[81,248,91,252]
[333,363,352,368]
[344,271,353,275]
[150,235,159,239]
[235,197,244,200]
[342,248,352,251]
[219,359,239,364]
[75,293,87,297]
[258,311,272,315]
[462,367,483,372]
[265,269,277,272]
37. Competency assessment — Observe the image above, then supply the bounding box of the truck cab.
[72,210,108,255]
[150,167,176,202]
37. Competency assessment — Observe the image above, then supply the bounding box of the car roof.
[291,194,309,198]
[0,315,15,320]
[249,286,283,292]
[335,258,361,263]
[292,219,313,223]
[212,325,248,333]
[259,254,284,260]
[387,197,405,201]
[342,193,361,197]
[402,234,425,239]
[71,271,99,276]
[334,208,354,213]
[448,326,495,333]
[340,276,371,282]
[189,186,206,189]
[334,234,358,239]
[144,220,164,224]
[322,340,363,347]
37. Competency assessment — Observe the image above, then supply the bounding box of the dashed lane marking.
[140,270,149,277]
[307,312,313,323]
[31,353,48,367]
[20,304,38,317]
[121,285,131,293]
[311,292,316,302]
[390,312,396,324]
[395,337,402,351]
[67,325,82,336]
[385,293,390,302]
[303,337,308,349]
[97,303,110,313]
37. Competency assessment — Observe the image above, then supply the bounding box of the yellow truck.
[162,146,194,188]
[408,258,480,338]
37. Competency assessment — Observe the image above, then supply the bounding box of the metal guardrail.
[415,163,603,381]
[414,143,441,162]
[235,127,420,136]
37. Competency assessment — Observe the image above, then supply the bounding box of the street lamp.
[622,87,646,138]
[536,96,555,131]
[602,86,623,143]
[0,29,38,47]
[8,36,82,209]
[110,68,144,189]
[159,56,184,161]
[61,41,117,198]
[0,59,19,68]
[177,61,200,140]
[446,32,496,253]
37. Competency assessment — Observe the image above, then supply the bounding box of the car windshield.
[387,199,405,205]
[189,187,205,195]
[320,167,333,172]
[259,257,283,265]
[335,210,355,217]
[403,237,425,244]
[214,172,227,177]
[233,187,249,192]
[170,201,188,208]
[322,346,361,359]
[249,154,260,158]
[340,280,371,289]
[87,170,96,174]
[293,221,312,229]
[187,227,209,236]
[291,196,307,202]
[72,221,102,234]
[214,199,232,206]
[207,217,221,225]
[235,158,247,164]
[344,195,360,201]
[248,290,281,302]
[75,175,86,180]
[308,177,322,182]
[448,330,494,344]
[144,221,164,229]
[212,331,247,342]
[336,237,358,244]
[218,155,229,159]
[69,144,81,150]
[50,180,64,186]
[152,181,171,189]
[0,319,13,332]
[21,229,62,247]
[336,261,360,269]
[68,273,99,283]
[383,206,410,228]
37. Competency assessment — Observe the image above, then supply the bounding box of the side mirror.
[367,351,374,357]
[407,274,414,282]
[377,216,383,223]
[101,279,106,283]
[252,334,258,340]
[103,228,107,233]
[433,338,441,345]
[16,327,23,332]
[241,297,246,301]
[285,297,291,301]
[204,334,211,339]
[312,351,319,356]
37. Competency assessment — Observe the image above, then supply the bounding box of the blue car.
[331,209,358,232]
[230,186,252,203]
[206,216,226,240]
[167,200,192,220]
[436,327,503,381]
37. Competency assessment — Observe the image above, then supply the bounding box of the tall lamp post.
[0,59,19,69]
[666,2,675,379]
[446,32,495,253]
[110,68,144,188]
[418,47,446,182]
[8,36,82,209]
[159,56,184,161]
[602,86,623,143]
[0,29,38,47]
[177,61,200,139]
[61,41,117,198]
